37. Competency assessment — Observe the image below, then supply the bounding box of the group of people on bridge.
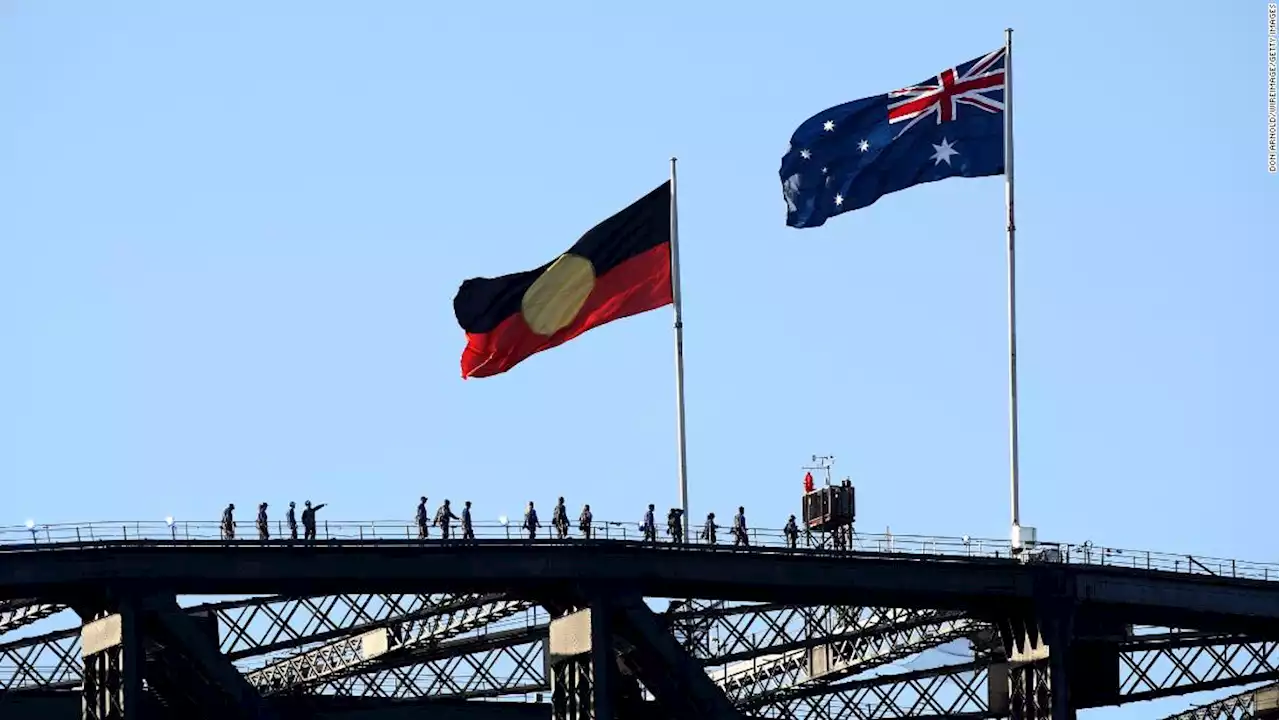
[222,501,326,541]
[221,497,832,549]
[420,497,805,547]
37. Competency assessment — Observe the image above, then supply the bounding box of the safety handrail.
[0,520,1273,582]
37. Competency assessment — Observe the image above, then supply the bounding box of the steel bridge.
[0,520,1275,720]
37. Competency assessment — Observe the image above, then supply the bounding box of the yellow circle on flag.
[521,254,596,336]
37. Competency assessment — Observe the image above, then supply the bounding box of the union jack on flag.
[888,47,1006,135]
[779,45,1009,229]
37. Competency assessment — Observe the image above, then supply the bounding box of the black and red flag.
[453,182,672,378]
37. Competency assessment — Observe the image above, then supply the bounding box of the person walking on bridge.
[667,508,684,544]
[302,500,326,541]
[733,506,750,547]
[256,502,270,541]
[435,499,459,540]
[221,503,236,541]
[641,504,657,542]
[522,501,540,540]
[552,497,570,540]
[578,504,593,539]
[416,496,429,540]
[461,500,475,541]
[784,514,799,549]
[701,512,719,545]
[286,501,298,540]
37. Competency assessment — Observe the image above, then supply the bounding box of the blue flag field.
[780,46,1007,229]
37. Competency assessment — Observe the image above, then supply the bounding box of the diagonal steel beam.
[9,591,1274,718]
[674,601,824,661]
[0,600,63,636]
[724,610,977,706]
[317,637,549,699]
[0,628,80,690]
[244,595,533,695]
[0,592,499,690]
[752,635,1279,720]
[214,592,471,659]
[300,602,939,686]
[295,625,1276,715]
[1159,683,1278,720]
[332,602,876,702]
[0,598,978,694]
[338,644,990,713]
[139,596,279,719]
[754,659,997,720]
[611,594,744,719]
[335,599,852,706]
[1120,638,1278,703]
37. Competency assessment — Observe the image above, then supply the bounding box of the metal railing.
[0,519,1274,581]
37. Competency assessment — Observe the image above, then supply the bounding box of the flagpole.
[1003,28,1024,546]
[669,157,691,542]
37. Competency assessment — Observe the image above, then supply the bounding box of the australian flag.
[780,47,1006,229]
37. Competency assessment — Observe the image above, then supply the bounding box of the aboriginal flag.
[453,182,673,378]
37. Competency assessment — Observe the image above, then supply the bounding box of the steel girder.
[748,635,1278,720]
[0,592,543,694]
[214,592,476,660]
[324,601,968,703]
[0,600,63,636]
[0,592,487,690]
[1160,683,1278,720]
[245,595,534,694]
[140,596,280,719]
[3,593,1276,718]
[666,601,967,665]
[718,615,1279,713]
[1118,636,1279,702]
[5,542,1273,640]
[658,600,981,705]
[318,637,548,699]
[319,600,973,704]
[12,594,1269,702]
[718,609,978,705]
[0,628,81,690]
[751,659,996,720]
[334,653,1000,720]
[610,595,745,719]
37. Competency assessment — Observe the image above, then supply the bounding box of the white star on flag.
[930,138,959,166]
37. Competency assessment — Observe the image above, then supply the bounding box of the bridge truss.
[0,524,1275,720]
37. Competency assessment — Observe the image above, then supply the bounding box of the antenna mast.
[802,455,836,487]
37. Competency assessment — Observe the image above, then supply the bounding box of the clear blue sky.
[1,2,1275,714]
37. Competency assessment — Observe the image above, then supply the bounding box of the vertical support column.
[1002,614,1048,720]
[1001,605,1079,720]
[1008,663,1051,720]
[550,656,595,720]
[80,606,142,720]
[803,605,832,679]
[589,599,615,720]
[548,603,621,720]
[1043,611,1075,720]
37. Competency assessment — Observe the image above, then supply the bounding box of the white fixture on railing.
[1012,524,1037,552]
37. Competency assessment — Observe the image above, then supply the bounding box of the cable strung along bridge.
[0,520,1275,720]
